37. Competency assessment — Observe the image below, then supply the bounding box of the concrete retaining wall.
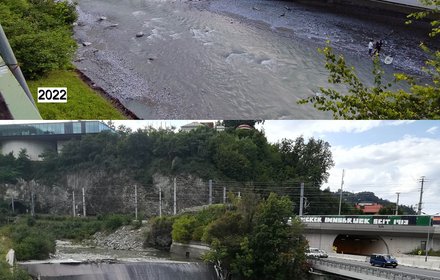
[170,242,211,260]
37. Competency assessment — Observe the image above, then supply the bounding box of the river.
[73,0,435,119]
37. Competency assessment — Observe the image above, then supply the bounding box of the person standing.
[374,40,383,55]
[368,39,374,56]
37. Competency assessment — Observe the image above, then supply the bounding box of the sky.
[2,120,439,214]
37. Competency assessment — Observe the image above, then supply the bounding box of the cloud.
[426,126,438,135]
[262,120,408,143]
[326,136,440,214]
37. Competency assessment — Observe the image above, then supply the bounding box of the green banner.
[300,215,432,226]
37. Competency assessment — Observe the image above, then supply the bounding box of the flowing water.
[20,240,217,279]
[74,0,432,119]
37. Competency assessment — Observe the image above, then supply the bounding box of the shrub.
[103,214,131,232]
[11,227,55,261]
[172,215,197,243]
[146,216,175,250]
[0,261,30,280]
[1,0,78,80]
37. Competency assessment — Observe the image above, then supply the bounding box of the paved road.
[327,257,440,279]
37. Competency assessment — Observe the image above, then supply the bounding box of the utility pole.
[82,188,86,217]
[10,185,14,213]
[72,190,76,217]
[30,182,35,217]
[208,180,213,205]
[173,177,177,215]
[418,176,425,215]
[425,225,431,262]
[299,182,304,216]
[159,185,162,217]
[338,169,345,215]
[134,185,138,220]
[223,186,226,204]
[395,192,400,215]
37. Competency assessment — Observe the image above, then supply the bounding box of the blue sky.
[261,120,440,214]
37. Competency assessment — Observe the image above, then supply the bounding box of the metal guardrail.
[310,258,440,280]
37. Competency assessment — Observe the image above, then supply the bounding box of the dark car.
[370,254,398,268]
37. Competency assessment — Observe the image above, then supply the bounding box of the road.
[327,256,440,279]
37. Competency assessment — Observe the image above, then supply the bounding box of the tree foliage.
[299,2,440,119]
[0,0,77,79]
[202,193,309,280]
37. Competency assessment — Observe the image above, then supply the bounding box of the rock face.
[92,226,147,251]
[0,172,209,217]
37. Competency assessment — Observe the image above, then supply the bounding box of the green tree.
[378,204,403,215]
[203,193,309,280]
[0,153,20,183]
[298,1,440,119]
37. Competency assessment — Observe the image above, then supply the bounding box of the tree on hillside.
[276,136,334,186]
[298,0,440,119]
[0,153,20,183]
[378,204,403,215]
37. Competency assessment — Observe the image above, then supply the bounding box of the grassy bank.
[27,70,126,119]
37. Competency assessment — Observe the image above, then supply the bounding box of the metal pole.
[30,182,35,217]
[173,177,177,215]
[11,193,14,214]
[209,180,212,205]
[72,190,76,217]
[82,188,86,217]
[299,182,304,216]
[418,176,425,215]
[395,192,400,215]
[223,187,226,204]
[425,228,430,262]
[159,185,162,217]
[134,185,138,220]
[338,169,345,215]
[0,24,38,107]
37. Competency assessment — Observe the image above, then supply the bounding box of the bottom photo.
[0,120,439,280]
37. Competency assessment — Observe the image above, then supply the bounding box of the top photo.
[0,0,439,120]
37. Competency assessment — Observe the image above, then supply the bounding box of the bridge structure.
[309,257,440,280]
[301,215,440,256]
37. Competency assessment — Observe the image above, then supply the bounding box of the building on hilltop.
[355,202,383,215]
[0,121,113,160]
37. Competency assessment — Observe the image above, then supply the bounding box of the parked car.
[306,248,328,258]
[369,254,398,268]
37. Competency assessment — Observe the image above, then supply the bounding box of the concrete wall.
[304,231,440,256]
[1,139,56,160]
[170,242,211,260]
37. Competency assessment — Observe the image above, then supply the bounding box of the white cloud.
[326,136,440,214]
[262,120,407,143]
[426,126,438,135]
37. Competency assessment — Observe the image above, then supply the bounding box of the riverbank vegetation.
[27,71,126,119]
[0,214,136,261]
[0,0,127,119]
[299,0,440,119]
[152,194,310,280]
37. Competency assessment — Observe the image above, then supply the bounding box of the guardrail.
[309,258,440,280]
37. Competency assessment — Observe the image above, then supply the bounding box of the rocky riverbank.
[91,225,148,251]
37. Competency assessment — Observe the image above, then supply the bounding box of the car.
[306,248,328,258]
[369,254,398,268]
[318,249,328,258]
[306,248,321,258]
